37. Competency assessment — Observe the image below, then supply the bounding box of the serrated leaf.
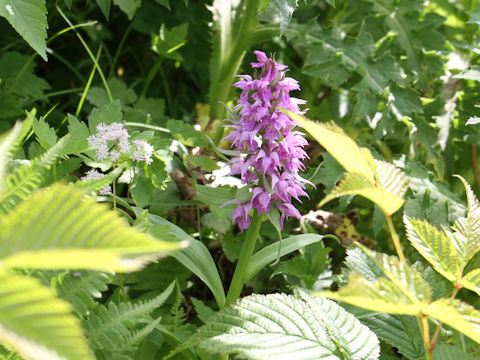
[86,78,137,109]
[461,269,480,297]
[319,172,405,215]
[426,299,480,344]
[404,216,461,281]
[451,175,480,263]
[172,293,379,360]
[361,314,425,360]
[433,343,480,360]
[113,0,140,19]
[0,51,49,98]
[88,100,123,133]
[323,273,422,316]
[273,0,297,36]
[0,271,93,360]
[0,0,48,60]
[0,184,184,272]
[32,116,57,149]
[95,0,111,19]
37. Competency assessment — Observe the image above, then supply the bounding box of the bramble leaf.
[0,0,48,60]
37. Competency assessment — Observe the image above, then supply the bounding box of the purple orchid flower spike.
[223,51,309,231]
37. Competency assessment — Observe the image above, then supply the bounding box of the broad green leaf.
[172,293,379,360]
[112,0,141,19]
[95,0,111,19]
[0,52,49,98]
[461,269,480,297]
[185,155,218,172]
[32,116,57,149]
[454,66,480,81]
[167,119,209,147]
[171,239,226,308]
[433,343,480,360]
[404,216,461,281]
[86,78,137,109]
[195,184,236,208]
[361,314,425,360]
[451,175,480,262]
[0,0,48,60]
[0,184,185,271]
[88,100,123,133]
[319,172,405,215]
[426,299,480,344]
[272,0,297,36]
[246,234,324,281]
[0,271,93,360]
[299,290,380,360]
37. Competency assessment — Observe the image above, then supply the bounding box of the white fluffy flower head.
[80,169,112,195]
[88,122,131,162]
[132,139,154,164]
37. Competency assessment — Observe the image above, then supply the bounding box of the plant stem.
[470,145,480,191]
[112,178,117,212]
[386,214,406,264]
[419,314,433,360]
[225,214,263,306]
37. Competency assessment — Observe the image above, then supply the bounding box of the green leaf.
[454,66,480,81]
[433,343,480,360]
[0,114,33,190]
[0,136,68,215]
[88,100,123,133]
[54,270,111,317]
[86,78,137,109]
[191,297,215,323]
[404,216,461,282]
[451,175,480,263]
[85,282,174,352]
[167,119,209,147]
[272,0,297,36]
[0,0,48,60]
[361,314,425,360]
[185,155,218,172]
[0,51,49,98]
[172,293,379,359]
[460,269,480,297]
[195,184,235,208]
[113,0,141,19]
[32,116,57,149]
[0,184,185,272]
[152,23,188,60]
[426,298,480,344]
[246,234,325,281]
[0,271,93,360]
[171,239,226,308]
[95,0,111,19]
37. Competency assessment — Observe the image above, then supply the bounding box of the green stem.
[76,46,101,116]
[208,0,260,127]
[141,59,162,98]
[225,214,263,306]
[112,178,117,212]
[419,314,433,360]
[386,214,406,264]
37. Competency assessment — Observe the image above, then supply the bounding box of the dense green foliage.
[1,0,480,359]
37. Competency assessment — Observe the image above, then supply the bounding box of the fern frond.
[85,281,174,352]
[0,136,67,215]
[0,270,93,360]
[0,184,185,272]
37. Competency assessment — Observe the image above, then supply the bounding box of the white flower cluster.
[80,169,112,196]
[87,122,154,164]
[132,140,154,164]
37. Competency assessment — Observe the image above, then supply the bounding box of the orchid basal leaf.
[404,216,461,282]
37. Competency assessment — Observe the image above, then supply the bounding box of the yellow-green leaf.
[404,216,461,282]
[0,184,186,272]
[460,269,480,297]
